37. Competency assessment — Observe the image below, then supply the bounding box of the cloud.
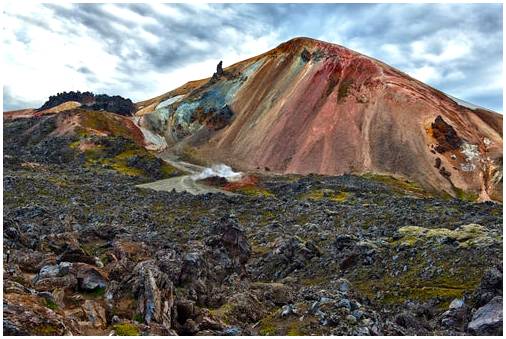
[2,3,502,113]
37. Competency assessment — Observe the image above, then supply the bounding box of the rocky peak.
[211,61,224,82]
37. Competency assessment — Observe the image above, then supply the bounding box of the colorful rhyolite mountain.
[135,37,502,201]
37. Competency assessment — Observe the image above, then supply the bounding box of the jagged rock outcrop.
[38,91,135,116]
[38,91,95,111]
[129,260,175,327]
[4,292,80,335]
[212,61,224,80]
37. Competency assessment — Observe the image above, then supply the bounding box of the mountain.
[136,37,503,201]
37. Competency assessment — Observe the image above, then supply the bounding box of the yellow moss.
[160,163,178,176]
[353,248,485,309]
[83,145,106,159]
[453,186,479,202]
[236,186,274,197]
[261,210,275,222]
[251,244,271,256]
[46,176,69,188]
[113,323,140,336]
[396,224,498,248]
[111,163,144,176]
[35,324,58,335]
[259,323,277,336]
[78,110,135,139]
[109,150,144,176]
[82,146,179,178]
[258,307,312,336]
[301,276,328,286]
[208,303,234,324]
[299,189,348,202]
[362,173,430,197]
[287,322,303,336]
[381,286,466,306]
[69,140,81,149]
[259,312,278,336]
[329,191,348,202]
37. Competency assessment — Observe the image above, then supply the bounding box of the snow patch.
[192,164,242,182]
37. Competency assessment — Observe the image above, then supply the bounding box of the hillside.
[137,37,503,201]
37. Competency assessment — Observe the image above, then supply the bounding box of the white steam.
[191,164,242,182]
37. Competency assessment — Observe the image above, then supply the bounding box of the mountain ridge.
[135,37,502,201]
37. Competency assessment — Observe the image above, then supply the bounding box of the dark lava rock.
[3,114,503,335]
[434,157,442,169]
[128,260,174,327]
[257,236,321,280]
[221,223,251,271]
[467,296,503,335]
[38,91,134,116]
[216,61,224,77]
[38,90,94,111]
[439,166,451,178]
[211,61,224,82]
[394,312,429,333]
[301,48,311,62]
[73,263,107,291]
[440,298,467,331]
[472,266,503,307]
[431,115,462,153]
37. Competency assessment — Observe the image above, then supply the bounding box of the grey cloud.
[41,3,275,74]
[3,3,503,112]
[76,66,93,75]
[3,87,42,111]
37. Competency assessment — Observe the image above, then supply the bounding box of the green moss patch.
[362,173,431,197]
[133,313,144,323]
[396,224,500,248]
[45,299,58,310]
[257,305,318,336]
[113,323,140,336]
[299,189,348,202]
[81,287,106,299]
[208,302,234,324]
[76,136,180,179]
[35,324,59,336]
[77,110,138,141]
[353,247,487,309]
[234,186,274,197]
[453,186,479,202]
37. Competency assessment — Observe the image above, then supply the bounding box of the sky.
[2,3,503,112]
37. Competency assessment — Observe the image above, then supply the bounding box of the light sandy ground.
[135,153,236,196]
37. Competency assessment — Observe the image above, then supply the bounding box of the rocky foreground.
[3,115,503,336]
